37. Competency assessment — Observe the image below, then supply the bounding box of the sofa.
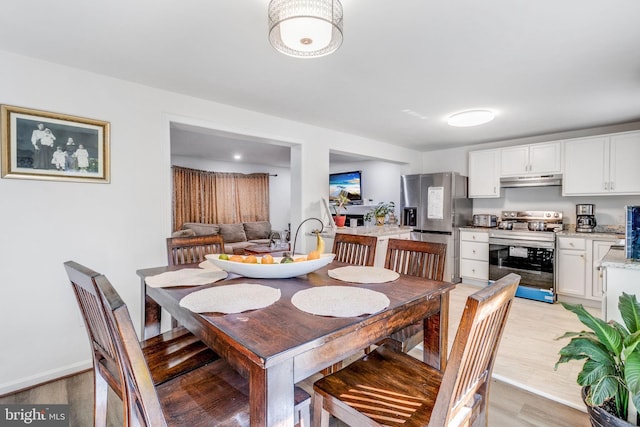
[172,221,276,254]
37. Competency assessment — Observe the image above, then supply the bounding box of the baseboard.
[0,360,92,397]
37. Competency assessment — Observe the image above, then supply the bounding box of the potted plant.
[364,202,395,226]
[555,292,640,426]
[332,192,350,227]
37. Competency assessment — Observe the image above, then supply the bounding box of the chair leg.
[296,400,311,427]
[312,392,330,427]
[93,370,108,427]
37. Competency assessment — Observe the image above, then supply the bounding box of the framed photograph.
[1,105,110,183]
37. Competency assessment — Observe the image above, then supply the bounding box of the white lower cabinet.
[375,232,410,267]
[459,230,489,285]
[557,236,616,303]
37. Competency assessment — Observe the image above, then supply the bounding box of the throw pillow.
[243,221,272,240]
[219,223,247,243]
[182,223,220,236]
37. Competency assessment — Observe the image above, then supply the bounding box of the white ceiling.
[2,0,640,165]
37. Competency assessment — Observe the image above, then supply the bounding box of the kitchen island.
[600,247,640,323]
[308,225,413,267]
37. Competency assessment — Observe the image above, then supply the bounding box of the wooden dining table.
[137,261,455,427]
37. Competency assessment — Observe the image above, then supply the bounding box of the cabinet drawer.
[557,237,586,250]
[460,259,488,280]
[460,231,489,243]
[460,241,488,261]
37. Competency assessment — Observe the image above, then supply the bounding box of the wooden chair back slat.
[384,239,446,281]
[332,233,377,266]
[166,235,225,266]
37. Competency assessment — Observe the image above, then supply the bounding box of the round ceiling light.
[447,110,495,127]
[268,0,343,58]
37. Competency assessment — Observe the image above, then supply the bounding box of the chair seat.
[314,342,444,427]
[141,326,220,385]
[158,357,311,426]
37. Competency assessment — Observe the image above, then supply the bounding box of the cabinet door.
[469,149,500,198]
[591,240,613,300]
[557,249,586,296]
[460,259,488,280]
[609,132,640,195]
[460,241,488,261]
[374,235,394,268]
[529,141,561,174]
[563,137,609,196]
[500,146,529,176]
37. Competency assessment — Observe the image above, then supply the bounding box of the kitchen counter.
[459,226,491,232]
[601,246,640,270]
[556,230,626,241]
[313,225,413,238]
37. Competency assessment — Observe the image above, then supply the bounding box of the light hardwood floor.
[0,283,591,426]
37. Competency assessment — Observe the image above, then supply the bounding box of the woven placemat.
[179,283,281,314]
[146,268,227,288]
[291,286,390,317]
[328,266,399,284]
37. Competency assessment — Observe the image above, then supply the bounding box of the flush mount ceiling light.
[447,110,495,127]
[268,0,343,58]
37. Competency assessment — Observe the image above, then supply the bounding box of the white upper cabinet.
[468,149,500,198]
[500,141,561,177]
[563,131,640,196]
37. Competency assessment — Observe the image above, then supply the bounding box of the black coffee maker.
[576,204,596,232]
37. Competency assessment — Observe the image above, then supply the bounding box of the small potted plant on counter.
[364,202,395,226]
[555,293,640,426]
[332,192,350,227]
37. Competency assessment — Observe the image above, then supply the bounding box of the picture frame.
[1,105,110,183]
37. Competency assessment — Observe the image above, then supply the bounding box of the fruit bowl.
[205,253,336,279]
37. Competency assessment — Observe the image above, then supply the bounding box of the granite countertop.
[600,247,640,270]
[459,226,491,232]
[556,230,626,241]
[313,225,414,238]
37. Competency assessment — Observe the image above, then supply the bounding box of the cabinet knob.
[569,243,574,247]
[472,249,476,254]
[472,235,476,240]
[472,269,476,273]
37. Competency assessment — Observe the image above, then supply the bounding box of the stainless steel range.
[488,210,563,303]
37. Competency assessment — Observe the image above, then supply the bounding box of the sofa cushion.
[182,223,220,236]
[243,221,272,241]
[219,223,247,243]
[172,229,197,237]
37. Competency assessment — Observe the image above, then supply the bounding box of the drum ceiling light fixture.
[268,0,343,58]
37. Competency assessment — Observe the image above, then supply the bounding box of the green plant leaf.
[623,331,640,359]
[561,302,623,356]
[620,293,640,334]
[578,360,617,386]
[625,351,640,396]
[589,376,620,407]
[557,337,616,365]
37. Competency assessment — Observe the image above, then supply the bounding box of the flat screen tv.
[329,170,362,202]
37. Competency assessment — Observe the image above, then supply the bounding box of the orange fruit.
[261,254,274,264]
[229,255,245,263]
[307,250,320,260]
[244,255,258,264]
[294,257,306,262]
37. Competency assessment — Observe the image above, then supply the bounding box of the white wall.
[0,49,422,394]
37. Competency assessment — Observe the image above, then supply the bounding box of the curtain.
[172,166,269,231]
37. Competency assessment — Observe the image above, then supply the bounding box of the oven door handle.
[488,237,555,249]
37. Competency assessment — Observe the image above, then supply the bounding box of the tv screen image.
[329,171,362,202]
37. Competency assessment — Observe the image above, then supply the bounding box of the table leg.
[423,292,449,371]
[249,361,295,427]
[141,279,161,339]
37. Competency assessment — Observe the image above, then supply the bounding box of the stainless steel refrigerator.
[400,172,473,283]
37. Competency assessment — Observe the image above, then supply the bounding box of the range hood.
[500,174,562,188]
